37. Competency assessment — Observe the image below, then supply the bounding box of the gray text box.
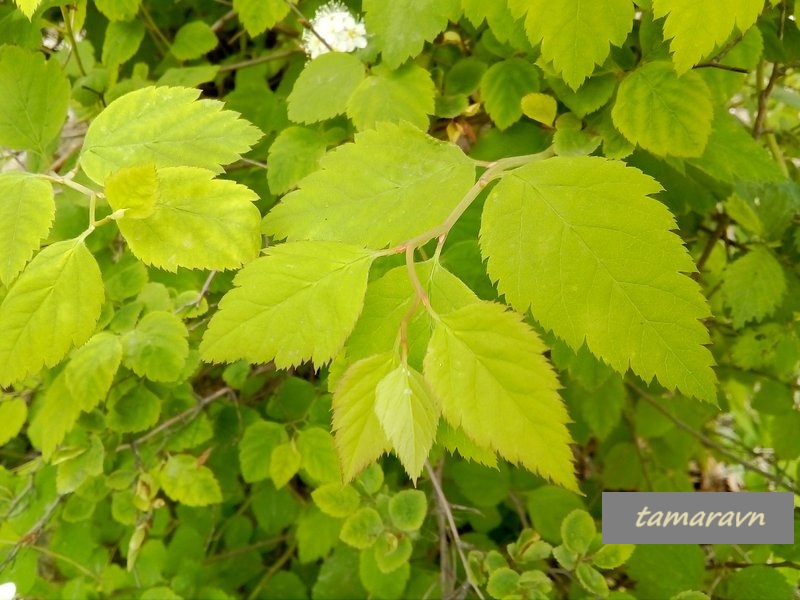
[602,492,794,544]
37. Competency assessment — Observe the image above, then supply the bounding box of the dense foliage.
[0,0,799,598]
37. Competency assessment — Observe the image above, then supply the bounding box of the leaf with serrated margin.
[0,239,104,387]
[480,156,717,402]
[65,332,123,412]
[0,45,70,153]
[424,301,577,490]
[480,58,540,130]
[233,0,288,36]
[201,241,375,368]
[333,353,395,482]
[375,365,439,482]
[80,86,262,185]
[288,52,366,124]
[519,0,633,89]
[13,0,43,18]
[27,371,81,459]
[263,122,474,248]
[612,61,713,158]
[115,166,261,271]
[653,0,762,74]
[363,0,459,69]
[436,422,497,467]
[0,173,55,286]
[722,246,786,329]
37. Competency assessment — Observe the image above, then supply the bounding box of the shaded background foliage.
[0,0,799,599]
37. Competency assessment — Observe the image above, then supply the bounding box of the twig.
[175,270,217,314]
[425,461,485,600]
[247,539,298,600]
[217,48,301,73]
[0,540,101,582]
[694,213,730,277]
[280,0,334,52]
[211,9,237,33]
[0,496,63,573]
[433,460,455,597]
[117,388,233,451]
[693,62,749,74]
[60,6,86,77]
[204,535,287,564]
[752,62,782,138]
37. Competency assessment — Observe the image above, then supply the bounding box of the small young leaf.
[487,567,520,599]
[520,93,557,126]
[233,0,288,36]
[238,420,288,483]
[170,21,218,61]
[576,563,609,598]
[94,0,139,21]
[375,365,439,482]
[722,247,786,328]
[553,544,579,570]
[56,435,104,494]
[0,239,104,387]
[359,545,411,600]
[297,427,342,484]
[65,332,123,411]
[270,442,302,489]
[481,58,541,129]
[104,163,158,219]
[107,384,161,433]
[0,398,27,447]
[561,510,596,556]
[267,127,328,195]
[373,532,413,573]
[80,86,261,185]
[312,483,361,518]
[13,0,42,18]
[340,507,384,549]
[388,490,427,532]
[122,311,189,382]
[288,52,366,124]
[160,454,222,506]
[102,20,146,67]
[201,241,375,368]
[592,544,636,569]
[0,172,55,286]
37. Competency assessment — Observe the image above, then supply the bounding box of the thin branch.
[247,539,298,600]
[694,213,730,277]
[204,535,287,564]
[211,9,237,33]
[433,460,455,597]
[60,6,86,77]
[425,461,485,600]
[0,496,63,573]
[217,48,301,73]
[175,270,217,314]
[752,62,782,138]
[693,62,749,74]
[0,540,101,583]
[280,0,334,52]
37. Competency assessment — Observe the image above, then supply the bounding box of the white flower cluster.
[302,1,367,59]
[0,582,16,600]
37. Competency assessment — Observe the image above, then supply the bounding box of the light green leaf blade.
[233,0,289,36]
[388,490,427,532]
[65,332,123,412]
[722,246,786,328]
[13,0,42,18]
[80,86,262,185]
[575,563,609,598]
[122,311,189,382]
[288,52,366,124]
[56,435,104,495]
[363,0,458,69]
[201,241,375,368]
[653,0,762,74]
[341,507,384,549]
[116,166,261,271]
[160,454,222,506]
[480,58,540,130]
[102,20,146,67]
[561,509,596,555]
[27,371,81,459]
[263,122,474,248]
[267,126,327,195]
[238,420,288,483]
[0,239,104,387]
[346,63,435,131]
[332,353,394,482]
[312,483,361,518]
[480,157,717,402]
[105,163,158,219]
[0,397,27,447]
[0,45,70,153]
[612,61,713,158]
[170,21,218,61]
[107,384,161,433]
[436,422,497,467]
[375,365,439,482]
[424,301,577,490]
[521,0,633,89]
[0,172,55,286]
[270,441,302,489]
[297,427,342,483]
[94,0,140,21]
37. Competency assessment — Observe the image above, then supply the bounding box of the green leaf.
[653,0,762,74]
[346,63,435,131]
[436,422,497,467]
[27,372,81,459]
[359,546,410,600]
[375,365,439,482]
[718,566,793,600]
[102,20,146,67]
[201,241,375,368]
[270,442,302,489]
[333,353,394,481]
[363,0,458,69]
[561,509,596,556]
[548,74,617,118]
[340,507,384,549]
[107,384,161,433]
[264,122,474,248]
[373,533,412,574]
[170,21,218,61]
[480,58,541,130]
[671,593,709,600]
[114,166,261,271]
[288,52,366,124]
[576,563,609,598]
[233,0,288,36]
[519,0,633,89]
[160,454,223,506]
[0,172,55,286]
[722,247,786,328]
[0,45,70,153]
[487,567,520,599]
[80,86,262,185]
[312,482,361,518]
[56,435,104,494]
[526,486,585,544]
[13,0,42,18]
[297,507,342,564]
[627,545,705,600]
[480,156,717,402]
[424,301,577,490]
[520,93,557,126]
[771,410,800,460]
[122,311,189,382]
[0,239,104,387]
[297,427,342,483]
[94,0,140,21]
[65,332,123,412]
[388,490,427,532]
[612,62,713,157]
[238,420,288,483]
[0,397,27,446]
[267,127,328,195]
[592,544,635,569]
[104,163,158,219]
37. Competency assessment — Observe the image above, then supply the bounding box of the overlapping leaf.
[65,332,123,411]
[480,58,541,130]
[0,239,104,387]
[263,122,474,248]
[288,52,366,124]
[80,86,262,185]
[424,301,577,490]
[480,157,717,402]
[722,246,786,328]
[201,241,376,368]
